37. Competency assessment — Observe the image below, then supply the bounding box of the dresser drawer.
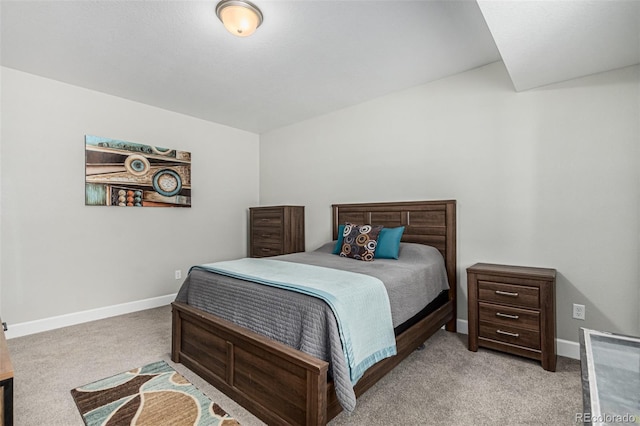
[251,210,283,227]
[479,302,539,331]
[479,322,541,350]
[478,281,539,308]
[252,226,282,244]
[251,245,282,257]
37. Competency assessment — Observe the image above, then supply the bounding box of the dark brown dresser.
[249,205,305,258]
[467,263,557,371]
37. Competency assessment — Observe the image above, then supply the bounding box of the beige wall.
[1,67,260,324]
[259,62,640,343]
[2,61,638,345]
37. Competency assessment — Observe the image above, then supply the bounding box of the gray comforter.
[175,241,449,412]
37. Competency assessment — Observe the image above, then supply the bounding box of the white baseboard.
[556,338,580,360]
[5,293,176,339]
[455,319,580,360]
[457,318,469,335]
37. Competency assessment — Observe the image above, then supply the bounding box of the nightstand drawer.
[478,281,539,308]
[479,302,539,331]
[479,322,541,350]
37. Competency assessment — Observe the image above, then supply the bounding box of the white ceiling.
[478,0,640,92]
[1,1,638,134]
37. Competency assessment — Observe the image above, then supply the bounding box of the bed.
[171,200,457,425]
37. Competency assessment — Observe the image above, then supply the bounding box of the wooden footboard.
[172,298,453,425]
[172,302,329,425]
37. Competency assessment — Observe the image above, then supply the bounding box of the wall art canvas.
[85,135,191,207]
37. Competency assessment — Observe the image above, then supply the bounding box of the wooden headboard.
[332,200,457,310]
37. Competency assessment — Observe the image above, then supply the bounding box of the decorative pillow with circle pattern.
[339,223,383,261]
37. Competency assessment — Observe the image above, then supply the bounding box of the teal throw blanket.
[194,258,397,384]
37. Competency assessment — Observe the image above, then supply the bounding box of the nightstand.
[467,263,557,371]
[249,206,305,258]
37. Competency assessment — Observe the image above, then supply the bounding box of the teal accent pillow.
[332,224,346,254]
[374,226,405,259]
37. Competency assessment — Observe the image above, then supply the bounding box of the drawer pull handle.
[495,290,519,297]
[496,312,519,320]
[261,248,270,252]
[496,329,520,338]
[261,234,271,238]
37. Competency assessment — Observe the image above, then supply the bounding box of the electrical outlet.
[175,270,182,280]
[573,303,586,320]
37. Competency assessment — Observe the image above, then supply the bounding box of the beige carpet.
[8,305,582,425]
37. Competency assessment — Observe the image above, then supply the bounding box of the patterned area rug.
[71,360,239,426]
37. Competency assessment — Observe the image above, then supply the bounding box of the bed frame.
[171,200,457,425]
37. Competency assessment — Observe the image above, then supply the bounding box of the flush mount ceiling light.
[216,0,263,37]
